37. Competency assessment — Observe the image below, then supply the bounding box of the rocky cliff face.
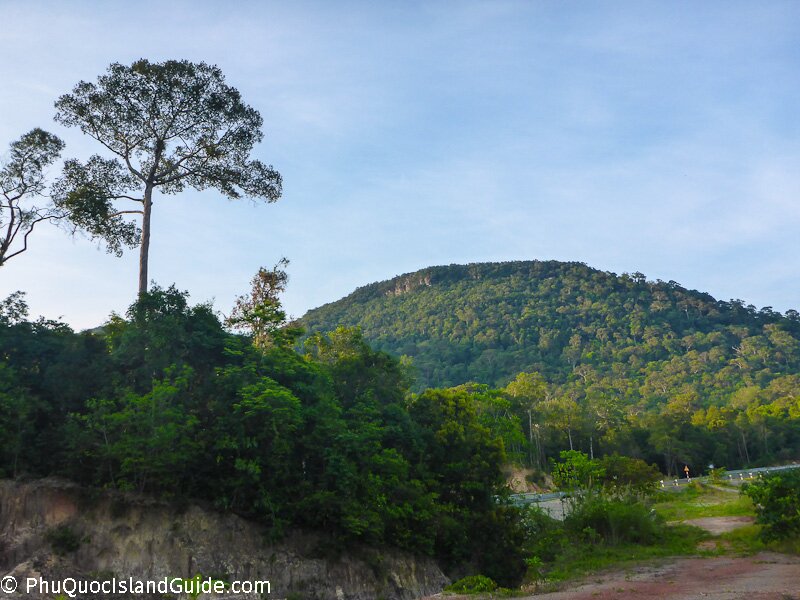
[0,479,448,600]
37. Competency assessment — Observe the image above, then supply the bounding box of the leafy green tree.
[0,291,29,324]
[0,362,35,477]
[504,372,549,468]
[54,59,282,294]
[542,393,582,451]
[0,129,64,266]
[304,326,409,410]
[598,454,660,493]
[77,367,201,494]
[647,392,701,476]
[550,450,605,491]
[212,371,303,529]
[455,383,526,464]
[407,387,514,576]
[743,470,800,541]
[226,259,302,349]
[104,284,228,390]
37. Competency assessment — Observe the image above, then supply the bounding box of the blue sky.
[1,1,798,328]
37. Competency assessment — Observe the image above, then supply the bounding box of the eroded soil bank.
[0,478,448,600]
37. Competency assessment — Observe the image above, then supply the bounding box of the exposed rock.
[0,478,448,600]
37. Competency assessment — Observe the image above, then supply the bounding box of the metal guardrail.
[507,463,800,505]
[658,463,800,488]
[507,491,567,506]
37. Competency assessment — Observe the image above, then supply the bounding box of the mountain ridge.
[301,260,800,392]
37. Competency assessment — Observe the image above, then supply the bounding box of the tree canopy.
[301,261,800,475]
[0,129,64,266]
[0,285,527,586]
[53,59,282,294]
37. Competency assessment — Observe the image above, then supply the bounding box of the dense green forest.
[0,286,527,585]
[302,261,800,474]
[3,260,800,587]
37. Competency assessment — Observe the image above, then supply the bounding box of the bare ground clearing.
[517,552,800,600]
[421,519,800,600]
[681,516,755,535]
[423,553,800,600]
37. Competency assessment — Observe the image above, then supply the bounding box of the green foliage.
[708,466,728,484]
[445,575,497,594]
[54,59,282,293]
[302,260,800,475]
[0,289,528,587]
[564,491,665,546]
[551,451,605,491]
[46,525,83,555]
[599,454,660,493]
[653,483,753,520]
[543,524,706,583]
[226,259,303,349]
[76,367,201,494]
[516,493,703,586]
[518,506,566,562]
[301,261,800,391]
[7,262,798,587]
[1,129,65,267]
[743,470,800,541]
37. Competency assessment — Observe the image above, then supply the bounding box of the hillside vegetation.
[302,261,800,473]
[0,287,527,586]
[4,261,800,589]
[303,261,800,391]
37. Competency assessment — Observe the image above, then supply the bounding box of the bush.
[708,467,728,484]
[551,451,605,491]
[743,469,800,541]
[565,492,665,546]
[445,574,497,594]
[599,454,661,494]
[471,505,528,588]
[519,505,567,562]
[45,524,83,555]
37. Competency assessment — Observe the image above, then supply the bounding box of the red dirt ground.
[518,552,800,600]
[422,552,800,600]
[422,518,800,600]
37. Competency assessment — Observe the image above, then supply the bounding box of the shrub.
[519,505,567,562]
[565,492,665,546]
[743,469,800,541]
[472,505,528,588]
[599,454,661,494]
[445,575,497,594]
[551,451,605,491]
[708,467,728,484]
[45,524,83,555]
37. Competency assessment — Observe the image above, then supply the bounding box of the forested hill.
[301,260,800,392]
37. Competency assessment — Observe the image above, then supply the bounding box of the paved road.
[507,462,800,516]
[657,463,800,490]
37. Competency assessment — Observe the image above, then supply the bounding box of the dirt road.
[517,552,800,600]
[422,517,800,600]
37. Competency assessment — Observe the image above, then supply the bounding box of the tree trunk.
[741,431,751,465]
[138,186,153,295]
[528,410,534,467]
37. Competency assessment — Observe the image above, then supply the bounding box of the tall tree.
[504,371,549,467]
[0,129,64,267]
[54,59,282,295]
[226,258,301,349]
